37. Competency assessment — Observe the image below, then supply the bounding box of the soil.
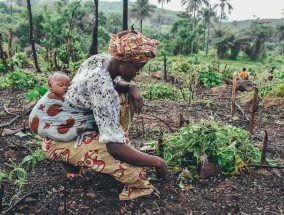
[0,73,283,215]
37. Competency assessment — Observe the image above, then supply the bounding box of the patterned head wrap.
[108,29,160,63]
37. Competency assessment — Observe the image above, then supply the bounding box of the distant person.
[240,67,249,80]
[268,66,275,81]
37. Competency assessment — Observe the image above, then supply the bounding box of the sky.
[148,0,284,21]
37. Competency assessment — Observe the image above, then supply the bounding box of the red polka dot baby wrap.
[29,91,96,142]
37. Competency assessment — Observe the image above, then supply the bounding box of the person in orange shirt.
[240,67,249,80]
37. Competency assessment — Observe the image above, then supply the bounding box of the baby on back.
[29,72,96,144]
[47,71,70,101]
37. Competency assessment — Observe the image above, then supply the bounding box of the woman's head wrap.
[108,28,160,63]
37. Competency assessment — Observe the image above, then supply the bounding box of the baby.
[29,71,95,144]
[48,71,70,99]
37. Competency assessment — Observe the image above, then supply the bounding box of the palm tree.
[129,0,157,33]
[158,0,171,9]
[214,0,233,32]
[108,13,123,33]
[181,0,209,54]
[123,0,128,30]
[198,4,217,55]
[89,0,98,56]
[276,22,284,41]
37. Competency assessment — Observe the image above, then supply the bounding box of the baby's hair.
[48,71,69,84]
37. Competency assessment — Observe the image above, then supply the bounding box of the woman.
[29,28,167,200]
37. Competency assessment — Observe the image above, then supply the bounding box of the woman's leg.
[42,134,154,200]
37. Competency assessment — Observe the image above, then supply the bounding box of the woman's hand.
[128,86,144,117]
[154,157,168,178]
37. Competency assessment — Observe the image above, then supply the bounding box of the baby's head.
[48,72,70,95]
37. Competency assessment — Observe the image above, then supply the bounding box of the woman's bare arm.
[106,142,168,178]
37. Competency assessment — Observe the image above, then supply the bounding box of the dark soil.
[0,74,283,215]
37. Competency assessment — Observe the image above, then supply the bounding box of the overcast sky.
[148,0,284,21]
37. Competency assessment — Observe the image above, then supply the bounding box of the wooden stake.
[231,72,237,117]
[158,133,164,157]
[163,56,167,80]
[0,184,3,212]
[141,116,145,139]
[260,130,268,165]
[249,87,259,135]
[179,113,184,128]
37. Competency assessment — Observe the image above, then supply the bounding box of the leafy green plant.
[143,83,190,101]
[26,84,49,101]
[0,63,5,73]
[13,52,31,68]
[0,171,7,187]
[174,62,193,73]
[149,118,262,176]
[7,160,28,190]
[197,66,222,87]
[2,69,42,89]
[22,148,47,170]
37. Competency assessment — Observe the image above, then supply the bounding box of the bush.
[2,69,44,89]
[143,83,191,101]
[197,66,222,87]
[0,63,5,73]
[150,118,262,176]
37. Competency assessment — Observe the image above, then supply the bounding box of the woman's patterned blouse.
[65,53,124,144]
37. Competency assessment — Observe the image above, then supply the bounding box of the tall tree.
[198,4,217,55]
[108,13,123,34]
[89,0,98,56]
[158,0,171,9]
[27,0,41,72]
[276,22,284,41]
[214,0,233,32]
[181,0,209,54]
[130,0,156,33]
[123,0,128,30]
[244,20,274,60]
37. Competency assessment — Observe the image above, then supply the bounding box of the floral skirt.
[41,94,154,200]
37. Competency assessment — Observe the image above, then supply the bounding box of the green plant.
[13,52,31,68]
[3,69,42,89]
[26,84,49,101]
[0,63,5,73]
[0,171,7,186]
[143,83,190,101]
[7,160,28,190]
[197,66,222,87]
[22,148,47,170]
[174,62,192,73]
[149,118,262,176]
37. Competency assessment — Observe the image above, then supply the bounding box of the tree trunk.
[123,0,128,30]
[140,19,143,33]
[206,21,210,55]
[8,29,12,58]
[10,0,12,16]
[27,0,41,72]
[89,0,98,56]
[66,1,80,66]
[0,32,9,73]
[190,1,197,54]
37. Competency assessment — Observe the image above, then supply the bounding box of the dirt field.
[0,73,283,215]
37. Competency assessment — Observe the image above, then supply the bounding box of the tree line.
[0,0,284,73]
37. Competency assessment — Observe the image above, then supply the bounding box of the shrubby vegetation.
[148,118,261,176]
